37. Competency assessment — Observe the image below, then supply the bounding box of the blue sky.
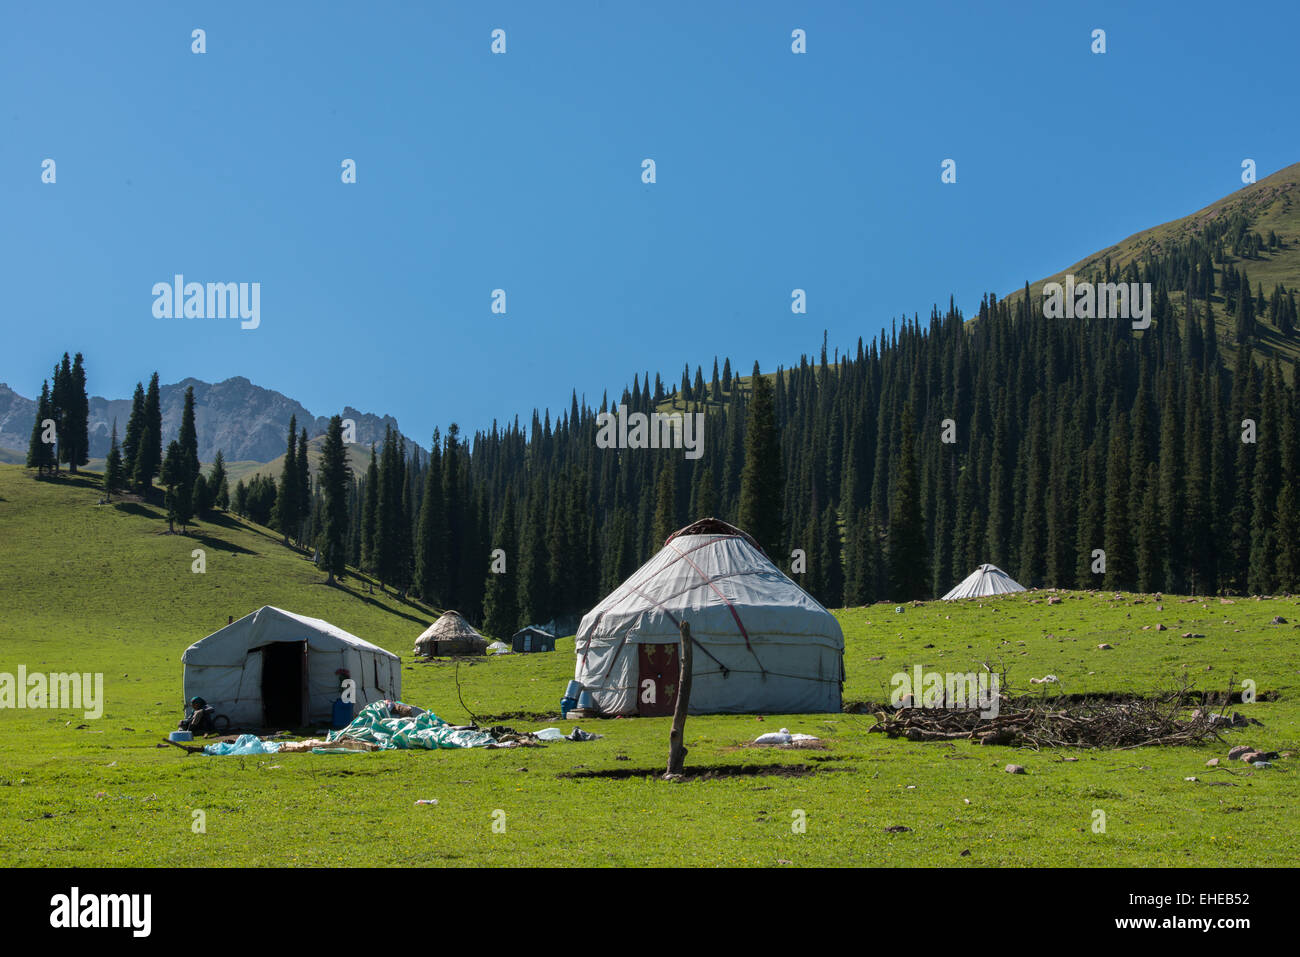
[3,0,1298,445]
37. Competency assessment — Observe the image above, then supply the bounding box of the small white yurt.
[941,564,1026,600]
[575,519,845,715]
[181,606,400,727]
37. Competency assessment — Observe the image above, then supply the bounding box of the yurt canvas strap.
[664,539,767,677]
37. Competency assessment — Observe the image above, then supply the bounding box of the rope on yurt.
[664,537,767,679]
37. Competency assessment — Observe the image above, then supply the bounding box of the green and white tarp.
[326,700,495,750]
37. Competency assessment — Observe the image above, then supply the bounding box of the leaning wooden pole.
[666,620,694,776]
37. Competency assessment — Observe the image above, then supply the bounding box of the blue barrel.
[560,696,577,718]
[565,680,583,699]
[169,730,193,742]
[332,699,354,729]
[577,690,594,711]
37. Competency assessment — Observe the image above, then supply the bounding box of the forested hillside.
[276,268,1298,633]
[23,171,1300,635]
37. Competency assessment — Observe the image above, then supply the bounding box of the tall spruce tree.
[651,460,678,545]
[296,426,311,544]
[737,364,783,557]
[60,353,89,473]
[360,445,379,574]
[482,488,519,637]
[104,420,124,500]
[888,404,927,600]
[160,440,193,531]
[414,436,447,604]
[275,415,300,544]
[26,381,57,475]
[516,480,549,626]
[207,450,230,511]
[134,372,162,491]
[819,503,844,607]
[317,415,351,585]
[122,381,145,480]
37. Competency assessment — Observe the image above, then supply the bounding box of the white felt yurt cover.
[181,606,400,726]
[941,564,1026,600]
[575,519,845,715]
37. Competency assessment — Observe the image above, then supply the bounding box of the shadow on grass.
[320,579,432,627]
[28,472,104,492]
[115,501,165,521]
[560,763,836,781]
[187,531,258,556]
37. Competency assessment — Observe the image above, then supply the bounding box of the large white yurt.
[574,519,845,715]
[181,606,400,727]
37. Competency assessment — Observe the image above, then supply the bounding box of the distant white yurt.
[575,519,845,715]
[181,606,400,727]
[942,564,1026,600]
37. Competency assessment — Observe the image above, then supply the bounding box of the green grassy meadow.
[1,464,1296,866]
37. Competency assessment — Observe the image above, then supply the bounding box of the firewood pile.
[868,693,1230,750]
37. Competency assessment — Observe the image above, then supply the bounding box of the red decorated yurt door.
[637,642,679,717]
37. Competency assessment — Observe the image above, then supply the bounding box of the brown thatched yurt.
[414,611,487,657]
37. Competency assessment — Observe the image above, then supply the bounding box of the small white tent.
[941,564,1026,600]
[575,519,845,715]
[181,606,400,727]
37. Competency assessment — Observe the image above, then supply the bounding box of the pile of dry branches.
[868,692,1230,750]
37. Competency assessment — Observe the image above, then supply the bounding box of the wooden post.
[666,620,694,776]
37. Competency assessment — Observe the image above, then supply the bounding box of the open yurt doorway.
[261,641,306,727]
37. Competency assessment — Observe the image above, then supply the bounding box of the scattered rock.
[1062,756,1079,762]
[1242,750,1279,763]
[1227,745,1254,761]
[1155,623,1167,631]
[1270,616,1288,625]
[1097,643,1114,650]
[883,825,912,833]
[1181,632,1205,639]
[1205,757,1220,767]
[1005,764,1026,774]
[1184,776,1198,782]
[960,849,971,857]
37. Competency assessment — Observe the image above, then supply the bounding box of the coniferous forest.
[274,215,1300,631]
[28,214,1300,635]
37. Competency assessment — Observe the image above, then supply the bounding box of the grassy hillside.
[1020,163,1300,300]
[1,463,1296,866]
[1006,161,1300,370]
